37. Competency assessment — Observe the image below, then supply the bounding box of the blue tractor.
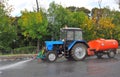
[42,27,89,62]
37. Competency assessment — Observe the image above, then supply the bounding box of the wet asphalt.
[0,54,120,77]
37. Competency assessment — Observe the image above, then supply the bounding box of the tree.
[48,2,70,40]
[112,11,120,26]
[0,0,17,54]
[91,8,101,24]
[81,16,95,41]
[115,0,120,9]
[97,17,115,39]
[48,2,89,40]
[68,11,87,27]
[91,6,120,43]
[66,6,77,12]
[66,6,90,16]
[18,10,48,52]
[112,26,120,41]
[112,11,120,42]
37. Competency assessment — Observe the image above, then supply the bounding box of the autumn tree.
[18,9,48,52]
[90,7,118,40]
[97,17,115,39]
[81,17,95,41]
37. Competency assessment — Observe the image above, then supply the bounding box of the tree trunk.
[37,39,40,53]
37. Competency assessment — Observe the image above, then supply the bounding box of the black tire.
[65,56,74,61]
[46,51,57,62]
[71,43,87,61]
[65,51,74,61]
[107,49,116,58]
[96,52,103,59]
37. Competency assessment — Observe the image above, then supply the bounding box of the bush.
[0,46,12,55]
[14,46,36,54]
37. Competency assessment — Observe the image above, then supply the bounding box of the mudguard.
[68,40,89,51]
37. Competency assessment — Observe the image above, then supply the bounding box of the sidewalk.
[0,54,34,61]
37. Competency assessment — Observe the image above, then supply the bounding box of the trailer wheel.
[71,43,87,61]
[46,51,57,62]
[107,49,116,58]
[96,52,103,59]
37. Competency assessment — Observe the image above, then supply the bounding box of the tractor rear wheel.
[71,43,87,61]
[107,49,116,58]
[46,51,57,62]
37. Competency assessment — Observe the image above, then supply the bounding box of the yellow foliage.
[98,17,115,29]
[20,12,42,27]
[82,16,94,30]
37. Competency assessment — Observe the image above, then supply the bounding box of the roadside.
[0,48,120,62]
[0,54,34,61]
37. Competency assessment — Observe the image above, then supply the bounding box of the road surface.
[0,54,120,77]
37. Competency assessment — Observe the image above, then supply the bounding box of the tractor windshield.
[75,31,82,40]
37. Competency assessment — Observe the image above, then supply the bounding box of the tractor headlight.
[62,39,64,42]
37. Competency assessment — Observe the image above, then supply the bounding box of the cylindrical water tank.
[88,38,118,52]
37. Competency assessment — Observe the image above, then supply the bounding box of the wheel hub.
[109,51,115,57]
[48,53,56,61]
[74,47,86,59]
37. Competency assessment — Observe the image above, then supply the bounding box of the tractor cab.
[60,27,83,41]
[60,27,83,49]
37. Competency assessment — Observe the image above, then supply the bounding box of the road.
[0,54,120,77]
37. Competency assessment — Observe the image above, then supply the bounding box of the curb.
[0,54,34,62]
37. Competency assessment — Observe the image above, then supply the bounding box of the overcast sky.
[8,0,119,17]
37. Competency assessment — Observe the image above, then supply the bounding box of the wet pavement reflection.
[86,58,119,76]
[0,54,120,77]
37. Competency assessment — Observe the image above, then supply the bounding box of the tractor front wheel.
[71,43,87,61]
[46,51,57,62]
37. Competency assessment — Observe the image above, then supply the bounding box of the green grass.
[0,54,35,57]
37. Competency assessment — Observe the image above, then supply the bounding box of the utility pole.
[36,0,40,53]
[98,0,102,9]
[96,0,102,24]
[36,0,39,12]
